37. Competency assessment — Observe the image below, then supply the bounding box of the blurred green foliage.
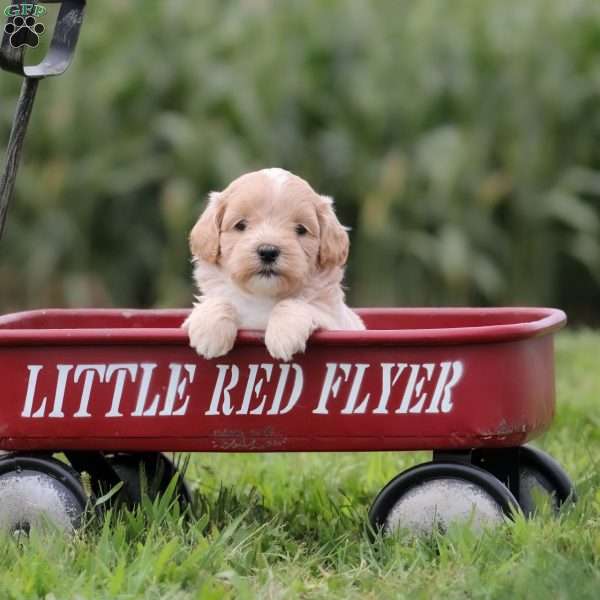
[1,0,599,317]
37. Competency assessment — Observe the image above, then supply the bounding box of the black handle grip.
[1,0,86,78]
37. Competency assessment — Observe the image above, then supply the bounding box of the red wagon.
[0,306,575,535]
[0,3,574,536]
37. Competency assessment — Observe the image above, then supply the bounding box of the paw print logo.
[4,15,45,48]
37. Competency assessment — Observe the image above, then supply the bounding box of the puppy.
[183,168,365,361]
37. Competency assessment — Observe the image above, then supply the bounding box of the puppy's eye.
[234,220,247,232]
[295,224,308,236]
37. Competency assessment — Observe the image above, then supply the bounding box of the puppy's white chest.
[231,293,276,329]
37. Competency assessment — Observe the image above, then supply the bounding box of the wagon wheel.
[515,446,576,516]
[0,453,90,535]
[103,452,192,510]
[369,462,520,538]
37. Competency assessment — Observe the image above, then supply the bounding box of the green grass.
[0,331,598,599]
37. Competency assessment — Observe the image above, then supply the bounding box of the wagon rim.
[0,306,566,347]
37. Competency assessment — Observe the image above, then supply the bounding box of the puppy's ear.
[189,191,226,263]
[317,195,349,268]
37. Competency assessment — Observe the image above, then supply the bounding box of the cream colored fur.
[183,168,365,361]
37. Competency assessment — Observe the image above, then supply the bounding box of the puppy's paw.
[265,303,314,361]
[265,324,309,361]
[183,302,238,359]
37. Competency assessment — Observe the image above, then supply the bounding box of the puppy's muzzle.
[257,244,281,265]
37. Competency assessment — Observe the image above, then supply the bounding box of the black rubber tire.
[517,446,576,516]
[369,461,521,538]
[105,452,191,510]
[0,453,90,534]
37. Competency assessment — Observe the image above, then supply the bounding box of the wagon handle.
[0,0,86,240]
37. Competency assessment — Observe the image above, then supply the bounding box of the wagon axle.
[0,443,575,539]
[0,450,191,535]
[369,446,576,537]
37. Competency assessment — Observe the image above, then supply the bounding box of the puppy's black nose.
[257,244,280,264]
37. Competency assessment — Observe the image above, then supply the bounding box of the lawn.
[0,331,598,599]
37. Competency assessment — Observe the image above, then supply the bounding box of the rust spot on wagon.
[210,427,287,451]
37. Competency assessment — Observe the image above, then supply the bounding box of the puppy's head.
[190,168,349,297]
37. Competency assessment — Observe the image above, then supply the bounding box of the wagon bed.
[0,307,566,453]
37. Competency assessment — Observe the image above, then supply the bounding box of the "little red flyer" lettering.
[20,360,464,419]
